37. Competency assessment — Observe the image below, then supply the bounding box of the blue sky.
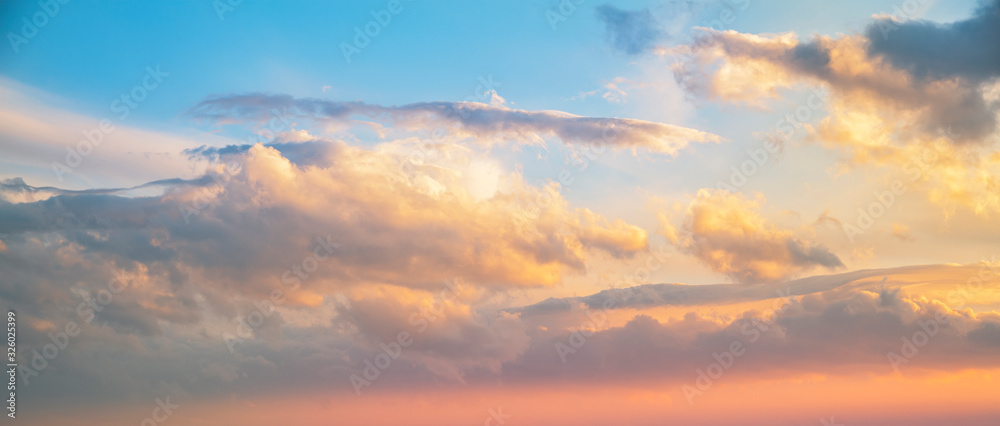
[1,0,978,125]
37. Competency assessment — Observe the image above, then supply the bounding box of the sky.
[1,0,999,424]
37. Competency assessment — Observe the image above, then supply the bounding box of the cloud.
[183,139,341,168]
[673,6,1000,142]
[2,140,651,298]
[674,28,999,141]
[569,77,656,104]
[0,134,656,407]
[865,0,1000,84]
[670,5,1000,215]
[660,189,843,283]
[335,282,530,381]
[595,5,663,55]
[7,184,998,413]
[187,94,721,157]
[0,85,695,408]
[512,263,972,316]
[892,222,914,241]
[0,176,216,203]
[505,282,1000,384]
[0,131,652,395]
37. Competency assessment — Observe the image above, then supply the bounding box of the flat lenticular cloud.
[511,263,962,316]
[188,94,723,156]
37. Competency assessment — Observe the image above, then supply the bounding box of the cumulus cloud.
[595,5,663,55]
[1,139,651,307]
[670,3,1000,215]
[674,28,998,141]
[0,138,655,408]
[187,94,722,157]
[660,189,843,283]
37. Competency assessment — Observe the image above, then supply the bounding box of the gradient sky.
[1,0,999,425]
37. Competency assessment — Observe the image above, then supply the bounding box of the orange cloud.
[671,24,1000,216]
[219,141,649,289]
[659,189,842,282]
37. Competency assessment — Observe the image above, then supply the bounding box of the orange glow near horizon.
[29,369,1000,425]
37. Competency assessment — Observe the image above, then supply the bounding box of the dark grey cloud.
[676,2,1000,143]
[865,0,1000,83]
[784,39,997,143]
[595,4,663,55]
[184,140,341,168]
[786,238,844,269]
[0,176,213,200]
